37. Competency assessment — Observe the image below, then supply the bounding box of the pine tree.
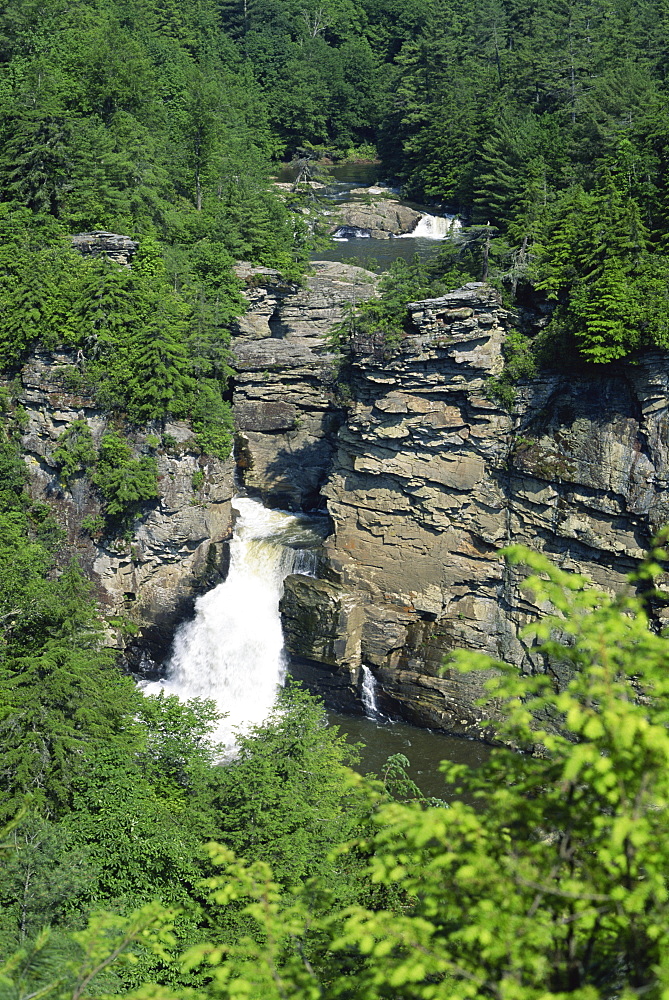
[126,295,195,422]
[1,112,73,217]
[535,163,669,361]
[76,259,139,357]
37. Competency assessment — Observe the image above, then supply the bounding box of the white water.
[333,225,372,239]
[143,497,318,751]
[361,665,381,719]
[397,212,461,240]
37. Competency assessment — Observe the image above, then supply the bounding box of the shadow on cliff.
[244,432,341,514]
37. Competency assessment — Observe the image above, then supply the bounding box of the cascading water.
[361,665,382,719]
[332,225,372,240]
[397,213,461,240]
[143,497,320,751]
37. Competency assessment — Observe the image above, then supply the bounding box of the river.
[278,161,460,270]
[328,711,489,799]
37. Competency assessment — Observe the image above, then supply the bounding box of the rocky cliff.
[232,260,380,510]
[233,269,669,733]
[12,347,234,665]
[282,283,518,726]
[15,242,668,734]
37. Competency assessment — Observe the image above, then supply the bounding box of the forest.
[3,0,669,996]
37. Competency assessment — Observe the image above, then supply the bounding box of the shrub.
[52,420,97,485]
[92,433,158,523]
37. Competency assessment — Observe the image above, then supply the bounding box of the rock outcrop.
[330,198,423,238]
[232,260,380,510]
[13,348,234,661]
[281,283,516,726]
[70,232,138,266]
[21,240,668,735]
[271,282,669,733]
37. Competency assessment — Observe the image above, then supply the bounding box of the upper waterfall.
[143,497,320,750]
[397,213,461,240]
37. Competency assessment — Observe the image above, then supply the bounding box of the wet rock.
[280,574,365,713]
[331,198,423,237]
[281,574,365,667]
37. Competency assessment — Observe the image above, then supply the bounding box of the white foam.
[142,498,317,751]
[397,213,461,240]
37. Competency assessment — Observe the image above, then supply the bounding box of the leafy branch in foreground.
[190,543,669,999]
[6,545,669,1000]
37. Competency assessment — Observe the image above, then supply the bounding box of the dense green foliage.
[4,0,669,374]
[6,544,669,999]
[6,2,669,998]
[0,421,380,982]
[213,0,669,362]
[0,0,315,455]
[222,0,669,364]
[0,427,377,977]
[92,432,159,523]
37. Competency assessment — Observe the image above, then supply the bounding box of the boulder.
[331,198,423,237]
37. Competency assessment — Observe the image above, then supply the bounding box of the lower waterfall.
[143,496,319,750]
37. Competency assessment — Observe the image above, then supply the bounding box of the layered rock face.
[232,260,380,510]
[18,238,668,732]
[70,231,138,266]
[13,349,234,660]
[276,284,669,733]
[281,284,516,725]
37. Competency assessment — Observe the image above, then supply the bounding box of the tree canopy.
[5,543,669,999]
[4,1,669,996]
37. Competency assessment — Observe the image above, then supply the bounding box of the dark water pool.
[275,161,382,187]
[276,161,455,270]
[312,236,447,270]
[328,710,491,800]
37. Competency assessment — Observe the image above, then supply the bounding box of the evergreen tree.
[0,112,73,217]
[536,165,669,360]
[76,259,139,357]
[92,433,159,521]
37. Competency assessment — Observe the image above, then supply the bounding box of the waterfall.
[143,497,319,750]
[332,225,372,239]
[361,665,381,719]
[397,213,461,240]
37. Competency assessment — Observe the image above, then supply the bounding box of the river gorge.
[7,200,669,776]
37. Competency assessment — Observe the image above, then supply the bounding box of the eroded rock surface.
[331,198,423,238]
[12,348,234,658]
[232,260,380,510]
[70,232,138,266]
[274,283,669,733]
